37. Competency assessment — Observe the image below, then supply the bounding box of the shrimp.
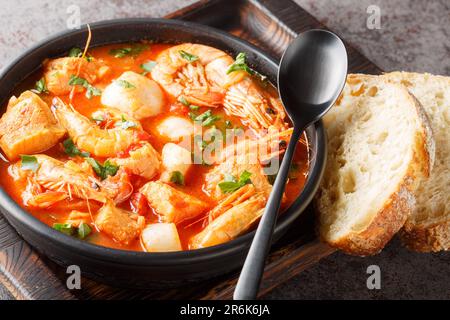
[204,151,273,202]
[15,155,107,208]
[44,57,110,96]
[91,108,143,130]
[51,98,142,157]
[152,43,287,130]
[151,43,236,107]
[189,194,265,249]
[102,168,134,204]
[186,184,257,229]
[206,184,256,224]
[223,78,287,130]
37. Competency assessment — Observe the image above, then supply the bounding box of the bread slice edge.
[316,74,435,256]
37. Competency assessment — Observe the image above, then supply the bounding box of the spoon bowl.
[278,29,348,128]
[234,29,347,300]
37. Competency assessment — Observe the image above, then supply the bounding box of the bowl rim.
[0,18,327,266]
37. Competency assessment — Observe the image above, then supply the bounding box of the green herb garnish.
[115,114,137,130]
[68,47,82,57]
[202,114,220,127]
[178,96,190,106]
[194,135,208,151]
[140,60,157,74]
[53,222,91,239]
[34,78,48,94]
[179,50,199,62]
[53,223,75,236]
[192,110,220,127]
[169,171,185,186]
[86,158,119,180]
[68,75,102,99]
[77,222,92,239]
[194,110,212,122]
[225,120,233,128]
[227,52,267,82]
[109,44,148,58]
[218,170,252,193]
[20,155,39,172]
[189,105,200,111]
[116,79,135,89]
[63,138,90,158]
[91,115,105,122]
[188,112,197,121]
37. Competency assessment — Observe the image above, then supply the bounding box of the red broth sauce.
[0,43,309,251]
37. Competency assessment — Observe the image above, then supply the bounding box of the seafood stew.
[0,39,309,252]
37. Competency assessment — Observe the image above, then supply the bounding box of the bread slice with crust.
[384,72,449,252]
[316,74,434,256]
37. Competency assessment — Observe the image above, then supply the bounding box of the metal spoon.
[234,29,348,300]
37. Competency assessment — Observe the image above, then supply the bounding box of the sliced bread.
[384,72,449,252]
[316,74,434,256]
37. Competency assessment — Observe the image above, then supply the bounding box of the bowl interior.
[0,19,326,264]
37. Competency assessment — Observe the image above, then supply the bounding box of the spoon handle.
[234,127,302,300]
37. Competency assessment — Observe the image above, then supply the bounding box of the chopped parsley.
[77,222,92,239]
[188,112,197,121]
[169,171,185,186]
[53,222,91,239]
[116,115,137,130]
[53,223,75,236]
[178,96,190,106]
[68,75,102,99]
[115,79,135,89]
[34,78,48,94]
[194,110,212,122]
[20,155,39,172]
[86,158,119,180]
[179,50,199,62]
[91,115,105,122]
[218,171,252,193]
[227,52,267,82]
[68,47,83,57]
[190,110,221,127]
[109,44,148,58]
[194,135,208,150]
[264,162,301,185]
[202,114,220,127]
[189,105,200,111]
[63,138,90,158]
[140,60,157,74]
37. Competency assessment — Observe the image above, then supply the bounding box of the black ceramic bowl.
[0,19,326,288]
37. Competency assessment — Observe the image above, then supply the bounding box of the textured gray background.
[0,0,448,300]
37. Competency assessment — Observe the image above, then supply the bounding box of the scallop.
[160,143,192,183]
[156,116,194,141]
[101,71,164,120]
[141,223,182,252]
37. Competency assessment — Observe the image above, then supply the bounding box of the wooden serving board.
[0,0,382,300]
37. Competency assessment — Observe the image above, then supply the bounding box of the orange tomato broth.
[0,42,309,251]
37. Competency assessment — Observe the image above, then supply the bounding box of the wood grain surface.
[0,0,381,300]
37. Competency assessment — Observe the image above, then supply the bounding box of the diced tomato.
[136,130,152,142]
[169,102,189,116]
[117,143,143,158]
[130,192,148,216]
